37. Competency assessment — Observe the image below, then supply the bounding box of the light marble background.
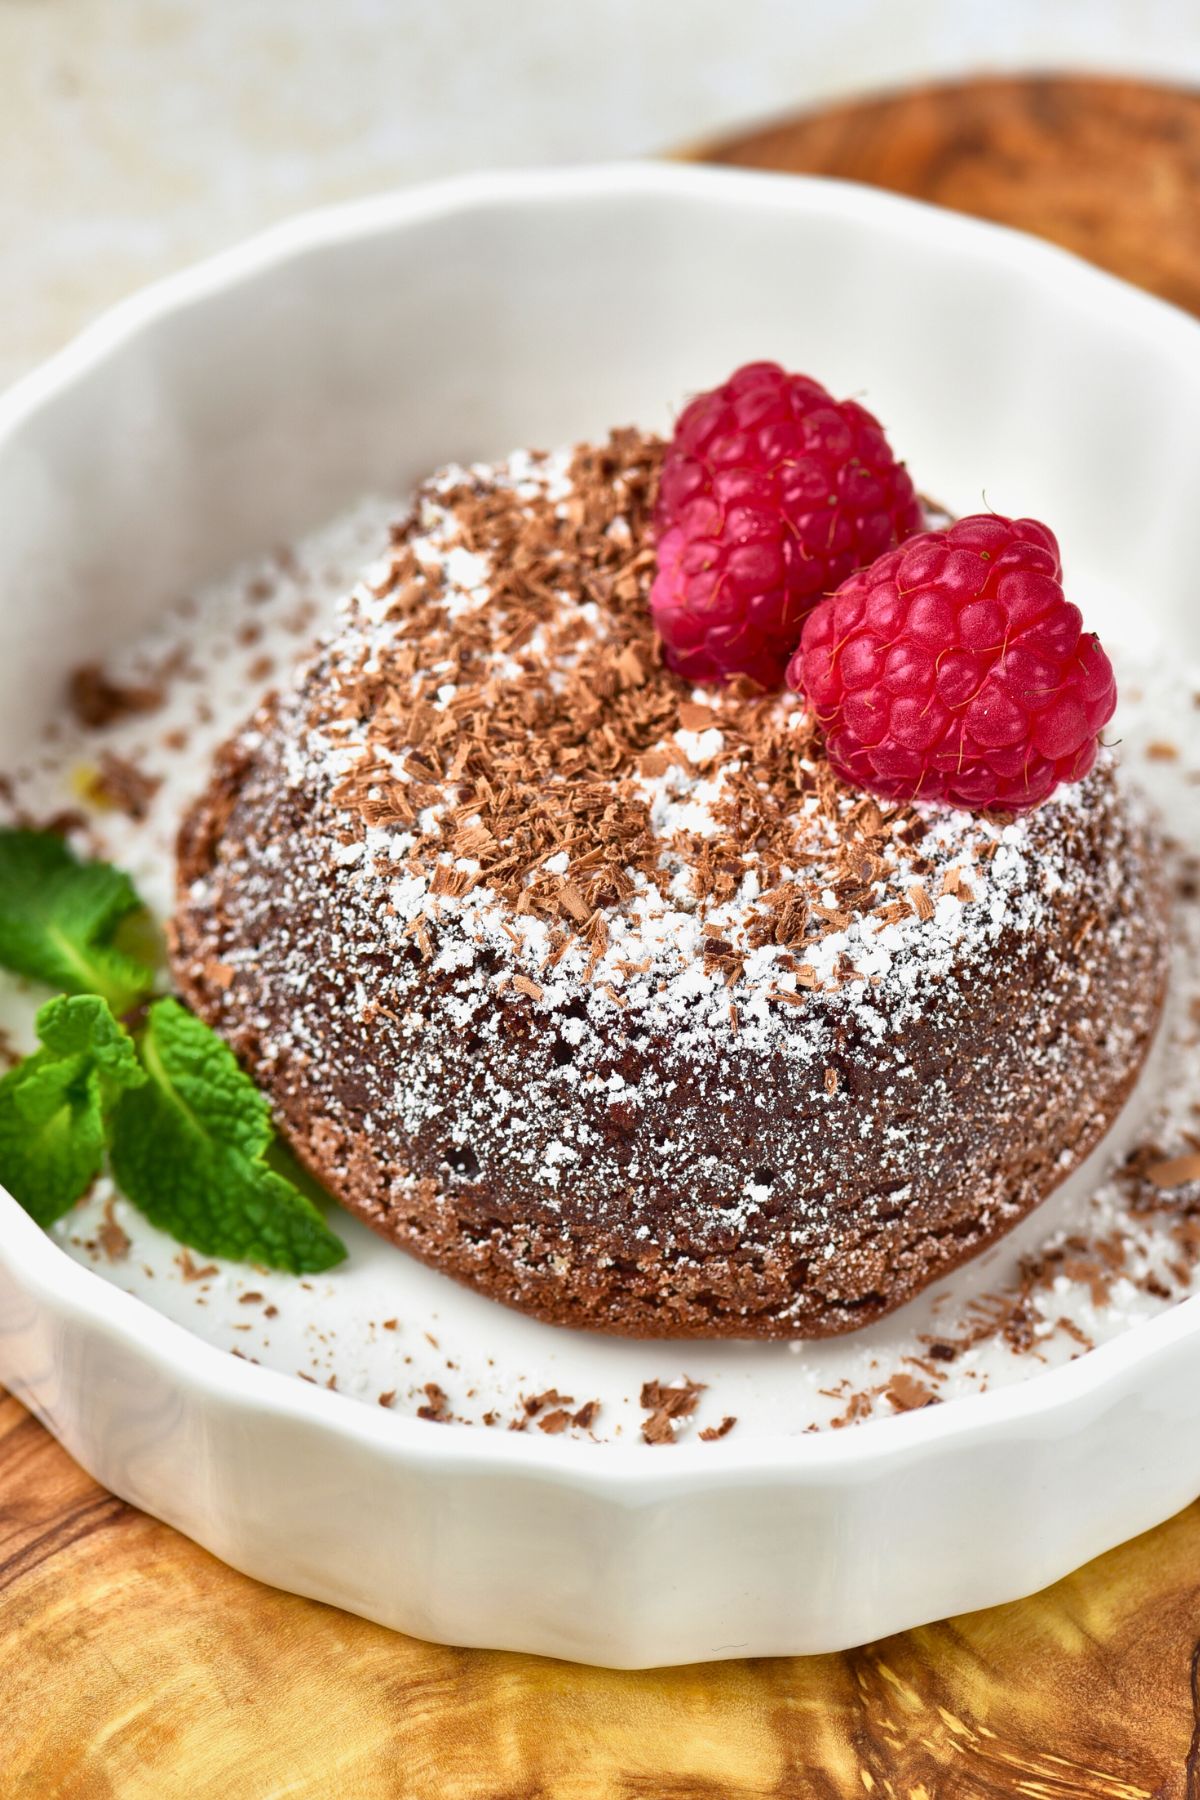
[2,0,1199,392]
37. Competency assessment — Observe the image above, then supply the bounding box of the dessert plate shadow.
[2,164,1200,1667]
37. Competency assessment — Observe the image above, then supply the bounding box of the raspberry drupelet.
[651,362,923,688]
[788,513,1117,812]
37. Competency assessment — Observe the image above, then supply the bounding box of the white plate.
[3,164,1200,1669]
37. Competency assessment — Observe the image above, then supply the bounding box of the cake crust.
[172,434,1169,1338]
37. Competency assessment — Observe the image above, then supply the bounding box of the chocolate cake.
[171,432,1169,1337]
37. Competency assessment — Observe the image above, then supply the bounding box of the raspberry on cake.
[651,362,922,688]
[788,514,1118,811]
[172,430,1168,1339]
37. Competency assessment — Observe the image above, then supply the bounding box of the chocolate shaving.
[82,752,162,820]
[177,1249,218,1283]
[641,1410,678,1446]
[97,1199,130,1263]
[69,663,164,729]
[677,702,717,731]
[1147,1154,1200,1189]
[523,1387,574,1416]
[313,431,945,971]
[698,1415,737,1441]
[884,1372,937,1412]
[639,1376,706,1445]
[417,1381,449,1421]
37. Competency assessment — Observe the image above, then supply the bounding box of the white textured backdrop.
[3,0,1199,388]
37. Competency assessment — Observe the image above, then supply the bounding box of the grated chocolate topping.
[220,436,1117,1049]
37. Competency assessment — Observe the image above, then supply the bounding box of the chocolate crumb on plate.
[640,1377,706,1445]
[96,1199,131,1263]
[417,1381,449,1421]
[698,1416,737,1441]
[69,662,164,729]
[522,1387,574,1417]
[177,1250,218,1283]
[884,1372,938,1412]
[80,751,162,820]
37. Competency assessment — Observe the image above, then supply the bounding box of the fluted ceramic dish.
[2,165,1200,1669]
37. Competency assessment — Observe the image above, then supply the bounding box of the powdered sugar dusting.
[215,452,1110,1062]
[0,442,1195,1442]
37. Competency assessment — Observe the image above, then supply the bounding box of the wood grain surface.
[697,73,1200,316]
[4,1382,1200,1797]
[7,72,1200,1799]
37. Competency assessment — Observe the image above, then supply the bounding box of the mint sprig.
[109,999,345,1273]
[0,828,155,1012]
[0,994,145,1225]
[0,828,346,1274]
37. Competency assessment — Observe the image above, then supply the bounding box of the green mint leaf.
[0,1052,105,1225]
[36,992,147,1085]
[109,998,346,1274]
[0,995,143,1227]
[0,828,156,1011]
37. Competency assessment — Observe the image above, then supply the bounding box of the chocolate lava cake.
[172,432,1169,1338]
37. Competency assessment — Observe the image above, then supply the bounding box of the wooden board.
[4,1384,1200,1795]
[6,73,1200,1797]
[694,73,1200,316]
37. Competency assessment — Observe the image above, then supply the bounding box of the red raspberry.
[787,514,1117,812]
[651,361,922,688]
